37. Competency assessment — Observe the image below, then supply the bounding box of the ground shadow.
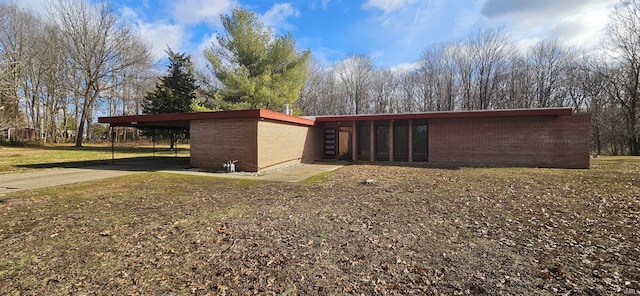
[1,143,188,155]
[17,156,191,172]
[348,160,462,170]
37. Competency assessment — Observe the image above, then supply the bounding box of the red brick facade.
[100,108,591,171]
[428,114,591,168]
[257,119,322,171]
[190,117,321,172]
[190,118,258,172]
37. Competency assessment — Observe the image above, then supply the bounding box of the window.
[394,122,409,161]
[375,123,389,160]
[357,123,370,160]
[412,120,428,161]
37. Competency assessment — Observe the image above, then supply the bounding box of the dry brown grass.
[0,157,638,295]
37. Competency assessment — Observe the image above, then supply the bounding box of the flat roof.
[314,108,573,122]
[99,108,575,129]
[98,109,315,128]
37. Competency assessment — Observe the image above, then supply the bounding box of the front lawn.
[0,157,638,294]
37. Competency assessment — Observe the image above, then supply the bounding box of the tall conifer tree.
[205,8,310,111]
[143,49,197,149]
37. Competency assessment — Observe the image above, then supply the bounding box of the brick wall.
[257,119,322,171]
[190,118,258,172]
[428,114,591,169]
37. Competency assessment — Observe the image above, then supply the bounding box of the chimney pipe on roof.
[283,104,292,115]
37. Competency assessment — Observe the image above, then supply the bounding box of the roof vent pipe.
[283,104,292,115]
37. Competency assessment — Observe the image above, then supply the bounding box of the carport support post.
[152,129,156,159]
[369,120,375,161]
[351,121,357,162]
[389,120,394,162]
[111,126,115,161]
[408,120,413,162]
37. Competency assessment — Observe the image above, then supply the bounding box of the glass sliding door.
[393,121,409,161]
[412,120,428,161]
[375,122,389,160]
[357,123,370,160]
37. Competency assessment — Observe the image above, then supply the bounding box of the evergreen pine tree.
[143,49,197,149]
[204,8,310,111]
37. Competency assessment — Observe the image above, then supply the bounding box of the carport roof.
[98,109,315,128]
[99,107,575,129]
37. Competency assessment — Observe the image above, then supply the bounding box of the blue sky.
[19,0,618,70]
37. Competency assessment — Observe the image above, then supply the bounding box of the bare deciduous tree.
[529,40,573,108]
[471,28,513,110]
[370,69,398,114]
[336,54,374,115]
[0,2,39,139]
[48,0,152,146]
[603,0,640,155]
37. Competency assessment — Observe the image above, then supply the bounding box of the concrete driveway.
[0,157,190,196]
[0,158,342,196]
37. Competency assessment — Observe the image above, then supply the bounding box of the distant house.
[1,127,38,142]
[98,108,591,171]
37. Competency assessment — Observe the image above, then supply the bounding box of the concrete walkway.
[165,163,344,182]
[0,158,343,196]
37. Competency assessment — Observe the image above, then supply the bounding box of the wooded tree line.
[296,2,640,155]
[2,0,640,155]
[0,3,308,146]
[0,0,153,146]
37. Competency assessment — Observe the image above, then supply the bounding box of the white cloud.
[171,0,237,25]
[260,3,300,32]
[362,0,417,13]
[193,33,220,72]
[549,2,614,48]
[481,0,605,20]
[370,49,385,59]
[390,62,418,73]
[119,6,138,20]
[137,21,187,61]
[311,0,331,10]
[480,0,618,48]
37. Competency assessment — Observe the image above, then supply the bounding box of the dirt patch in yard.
[0,158,639,295]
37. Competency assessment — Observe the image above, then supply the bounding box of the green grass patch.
[301,170,336,183]
[0,143,189,173]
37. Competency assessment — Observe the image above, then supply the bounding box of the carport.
[98,109,319,172]
[98,112,191,160]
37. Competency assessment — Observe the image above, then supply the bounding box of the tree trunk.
[75,90,92,147]
[74,114,85,147]
[170,131,176,150]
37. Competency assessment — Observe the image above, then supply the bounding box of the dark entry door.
[323,128,337,158]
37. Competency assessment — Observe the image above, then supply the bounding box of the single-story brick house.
[98,108,591,171]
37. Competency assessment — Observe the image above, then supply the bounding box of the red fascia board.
[98,109,315,128]
[313,108,573,122]
[258,109,315,126]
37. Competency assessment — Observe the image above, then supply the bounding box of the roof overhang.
[314,108,574,122]
[98,109,315,129]
[98,108,576,129]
